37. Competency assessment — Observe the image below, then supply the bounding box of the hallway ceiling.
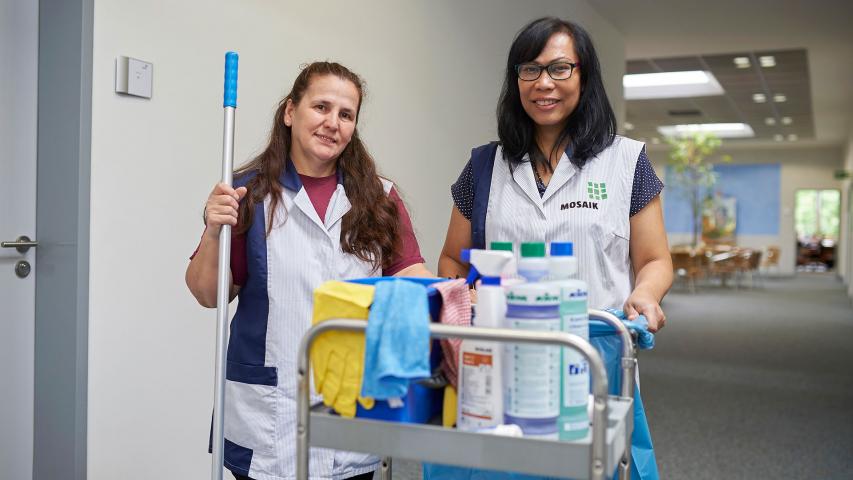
[625,49,814,144]
[591,0,853,148]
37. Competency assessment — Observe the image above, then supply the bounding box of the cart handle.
[589,309,635,480]
[297,321,612,480]
[588,310,636,400]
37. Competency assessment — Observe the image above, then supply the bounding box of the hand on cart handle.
[204,182,248,239]
[623,288,666,332]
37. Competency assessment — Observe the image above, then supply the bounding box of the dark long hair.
[234,62,400,270]
[497,17,617,172]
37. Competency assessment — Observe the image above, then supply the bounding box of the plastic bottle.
[517,242,548,282]
[549,242,590,441]
[457,249,513,432]
[503,282,562,438]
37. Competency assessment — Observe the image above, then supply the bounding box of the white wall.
[87,2,624,478]
[842,127,853,298]
[650,144,845,276]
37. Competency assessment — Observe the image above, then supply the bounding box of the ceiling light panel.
[759,56,776,67]
[624,71,725,100]
[657,122,755,139]
[753,93,767,103]
[733,57,751,68]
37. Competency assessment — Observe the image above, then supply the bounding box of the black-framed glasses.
[515,61,580,81]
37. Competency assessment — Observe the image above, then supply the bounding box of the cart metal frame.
[296,309,635,480]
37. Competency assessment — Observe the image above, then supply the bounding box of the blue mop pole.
[212,51,238,480]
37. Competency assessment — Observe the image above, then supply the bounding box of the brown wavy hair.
[234,62,400,270]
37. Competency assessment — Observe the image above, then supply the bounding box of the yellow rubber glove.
[311,281,376,417]
[443,385,458,428]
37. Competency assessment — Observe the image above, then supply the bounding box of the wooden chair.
[762,246,780,275]
[671,250,704,293]
[707,250,740,287]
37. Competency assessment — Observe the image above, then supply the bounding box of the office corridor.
[642,274,853,478]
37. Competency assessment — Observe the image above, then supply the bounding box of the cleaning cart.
[296,309,638,480]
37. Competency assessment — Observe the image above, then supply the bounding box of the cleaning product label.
[505,318,560,418]
[560,290,589,408]
[459,348,496,423]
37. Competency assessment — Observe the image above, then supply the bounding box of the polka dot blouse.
[451,146,663,220]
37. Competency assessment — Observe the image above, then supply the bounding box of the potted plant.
[665,133,731,247]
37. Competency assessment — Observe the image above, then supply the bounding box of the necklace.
[531,163,547,196]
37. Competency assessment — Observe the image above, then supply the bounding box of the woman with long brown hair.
[187,61,431,480]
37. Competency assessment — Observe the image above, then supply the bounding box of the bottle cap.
[490,241,513,252]
[520,242,546,258]
[550,242,574,257]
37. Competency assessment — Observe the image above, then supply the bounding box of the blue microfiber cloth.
[361,279,431,400]
[600,308,655,350]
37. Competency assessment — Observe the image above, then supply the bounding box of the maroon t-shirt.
[192,176,425,285]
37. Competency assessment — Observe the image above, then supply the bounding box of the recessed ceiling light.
[657,122,755,139]
[765,117,777,125]
[759,56,776,68]
[624,122,635,131]
[734,57,751,68]
[753,93,767,103]
[788,134,798,141]
[774,134,784,141]
[773,94,787,103]
[623,70,725,100]
[781,117,793,125]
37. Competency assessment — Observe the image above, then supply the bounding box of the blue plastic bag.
[424,310,659,480]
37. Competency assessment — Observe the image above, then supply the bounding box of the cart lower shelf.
[308,396,633,479]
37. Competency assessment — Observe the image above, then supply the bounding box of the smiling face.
[284,74,360,173]
[517,32,581,140]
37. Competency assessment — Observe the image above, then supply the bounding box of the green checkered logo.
[587,181,608,200]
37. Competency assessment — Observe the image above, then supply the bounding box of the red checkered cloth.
[430,278,472,389]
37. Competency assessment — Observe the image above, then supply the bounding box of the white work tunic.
[485,136,645,308]
[221,165,390,479]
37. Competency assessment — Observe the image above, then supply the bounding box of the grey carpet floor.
[642,274,853,479]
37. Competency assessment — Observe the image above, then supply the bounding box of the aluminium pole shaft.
[212,51,239,480]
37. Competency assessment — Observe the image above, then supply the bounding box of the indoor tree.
[666,132,731,247]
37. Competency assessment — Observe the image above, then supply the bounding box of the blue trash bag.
[423,310,659,480]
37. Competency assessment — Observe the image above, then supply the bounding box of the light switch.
[115,56,153,99]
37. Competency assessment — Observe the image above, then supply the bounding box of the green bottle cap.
[520,242,546,257]
[490,241,513,252]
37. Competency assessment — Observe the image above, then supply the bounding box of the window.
[795,189,840,240]
[795,189,840,271]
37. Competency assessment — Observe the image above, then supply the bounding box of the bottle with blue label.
[503,281,562,438]
[549,242,590,441]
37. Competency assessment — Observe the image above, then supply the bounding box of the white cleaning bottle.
[517,242,548,282]
[457,249,513,432]
[549,241,590,441]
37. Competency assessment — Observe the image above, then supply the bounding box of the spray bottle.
[457,249,513,432]
[549,242,590,441]
[489,241,517,282]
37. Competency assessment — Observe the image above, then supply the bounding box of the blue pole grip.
[223,51,238,108]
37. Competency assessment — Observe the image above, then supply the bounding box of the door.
[0,0,38,478]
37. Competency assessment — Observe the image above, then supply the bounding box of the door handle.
[1,235,38,254]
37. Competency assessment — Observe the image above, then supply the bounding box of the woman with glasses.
[438,16,672,332]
